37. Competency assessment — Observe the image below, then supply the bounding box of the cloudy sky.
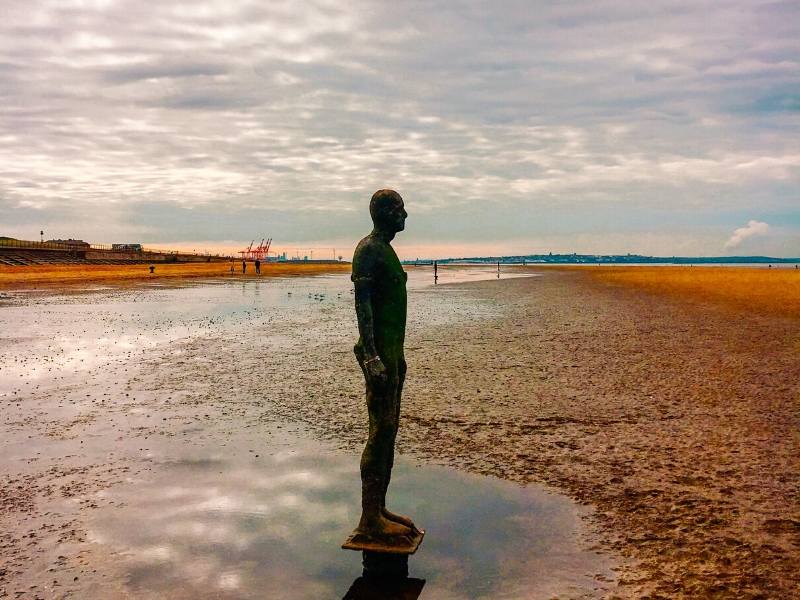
[1,0,798,259]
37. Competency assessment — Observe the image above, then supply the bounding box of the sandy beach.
[396,269,799,598]
[1,266,798,598]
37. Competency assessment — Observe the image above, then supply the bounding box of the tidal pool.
[90,430,613,600]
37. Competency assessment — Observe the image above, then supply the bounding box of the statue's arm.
[354,280,379,359]
[352,243,388,382]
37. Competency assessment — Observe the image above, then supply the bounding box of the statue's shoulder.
[352,235,385,282]
[353,235,389,262]
[354,234,382,252]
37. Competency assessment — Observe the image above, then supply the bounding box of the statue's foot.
[344,514,425,553]
[357,514,413,540]
[382,507,420,533]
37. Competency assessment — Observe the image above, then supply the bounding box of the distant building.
[47,238,90,249]
[112,243,143,251]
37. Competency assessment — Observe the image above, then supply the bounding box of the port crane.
[238,238,272,260]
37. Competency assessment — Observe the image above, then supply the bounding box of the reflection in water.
[0,267,524,395]
[90,434,614,599]
[343,576,425,600]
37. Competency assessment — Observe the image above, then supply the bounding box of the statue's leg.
[355,347,411,538]
[383,357,404,490]
[380,356,419,532]
[395,356,406,422]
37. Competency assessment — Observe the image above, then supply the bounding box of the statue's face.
[385,198,407,233]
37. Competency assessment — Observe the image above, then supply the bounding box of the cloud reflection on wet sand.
[91,439,613,599]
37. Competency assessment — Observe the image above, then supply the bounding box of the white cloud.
[724,220,770,250]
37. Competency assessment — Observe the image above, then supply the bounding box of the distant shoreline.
[404,254,800,266]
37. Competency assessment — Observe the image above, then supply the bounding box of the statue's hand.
[365,356,388,386]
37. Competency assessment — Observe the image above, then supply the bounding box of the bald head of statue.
[369,189,407,234]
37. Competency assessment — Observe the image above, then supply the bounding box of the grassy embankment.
[0,261,351,289]
[572,265,800,319]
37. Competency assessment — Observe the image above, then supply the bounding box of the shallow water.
[0,267,531,397]
[90,427,612,600]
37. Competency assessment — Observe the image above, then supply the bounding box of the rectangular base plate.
[342,528,425,555]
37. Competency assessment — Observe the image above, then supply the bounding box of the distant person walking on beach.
[242,260,247,274]
[255,258,261,274]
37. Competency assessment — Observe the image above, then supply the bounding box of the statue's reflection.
[342,576,425,600]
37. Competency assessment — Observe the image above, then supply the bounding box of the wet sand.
[1,267,798,598]
[0,261,350,289]
[397,270,800,598]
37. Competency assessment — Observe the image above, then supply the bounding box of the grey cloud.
[100,61,230,84]
[0,0,798,256]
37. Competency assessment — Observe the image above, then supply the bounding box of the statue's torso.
[352,235,407,359]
